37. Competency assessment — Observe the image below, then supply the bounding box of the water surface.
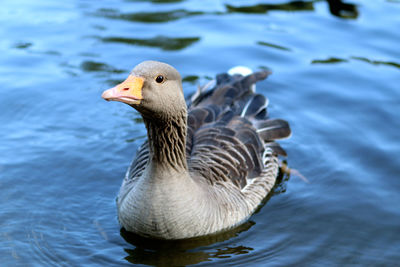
[1,0,399,266]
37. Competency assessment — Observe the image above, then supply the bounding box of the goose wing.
[186,71,290,190]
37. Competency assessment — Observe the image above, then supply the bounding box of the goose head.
[102,60,186,119]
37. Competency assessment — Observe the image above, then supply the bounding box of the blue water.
[1,0,399,266]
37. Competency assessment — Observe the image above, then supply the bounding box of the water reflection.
[311,57,348,64]
[120,222,254,265]
[226,0,358,19]
[182,75,200,84]
[126,0,185,3]
[257,41,291,52]
[312,56,400,69]
[94,8,203,23]
[93,1,358,25]
[80,61,126,73]
[272,166,291,196]
[13,42,33,49]
[225,1,314,14]
[100,36,200,51]
[326,0,358,19]
[351,56,400,69]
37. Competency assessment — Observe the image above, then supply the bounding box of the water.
[1,0,399,265]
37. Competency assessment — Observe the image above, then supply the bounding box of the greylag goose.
[102,61,290,239]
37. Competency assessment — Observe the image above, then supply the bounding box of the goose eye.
[155,75,164,83]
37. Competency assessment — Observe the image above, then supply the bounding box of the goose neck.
[144,112,188,172]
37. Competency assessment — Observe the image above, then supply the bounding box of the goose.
[102,60,291,240]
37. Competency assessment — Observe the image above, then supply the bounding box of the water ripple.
[257,41,292,52]
[80,60,126,73]
[312,56,400,69]
[100,35,200,50]
[351,56,400,69]
[94,8,203,23]
[12,41,33,49]
[225,1,314,14]
[226,0,358,19]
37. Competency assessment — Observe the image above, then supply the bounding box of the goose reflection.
[120,222,255,265]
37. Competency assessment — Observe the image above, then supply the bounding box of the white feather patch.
[228,66,253,76]
[228,66,256,92]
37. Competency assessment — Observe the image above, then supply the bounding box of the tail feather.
[265,142,287,157]
[256,119,291,141]
[240,71,271,91]
[240,94,269,117]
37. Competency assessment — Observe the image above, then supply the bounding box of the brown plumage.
[102,61,291,239]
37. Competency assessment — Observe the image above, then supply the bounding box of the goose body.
[102,61,290,239]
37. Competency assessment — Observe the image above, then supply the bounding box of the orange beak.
[101,75,144,105]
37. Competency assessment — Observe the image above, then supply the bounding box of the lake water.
[1,0,399,266]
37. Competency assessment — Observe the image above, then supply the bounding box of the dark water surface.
[1,0,399,266]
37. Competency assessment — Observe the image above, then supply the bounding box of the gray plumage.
[103,61,291,239]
